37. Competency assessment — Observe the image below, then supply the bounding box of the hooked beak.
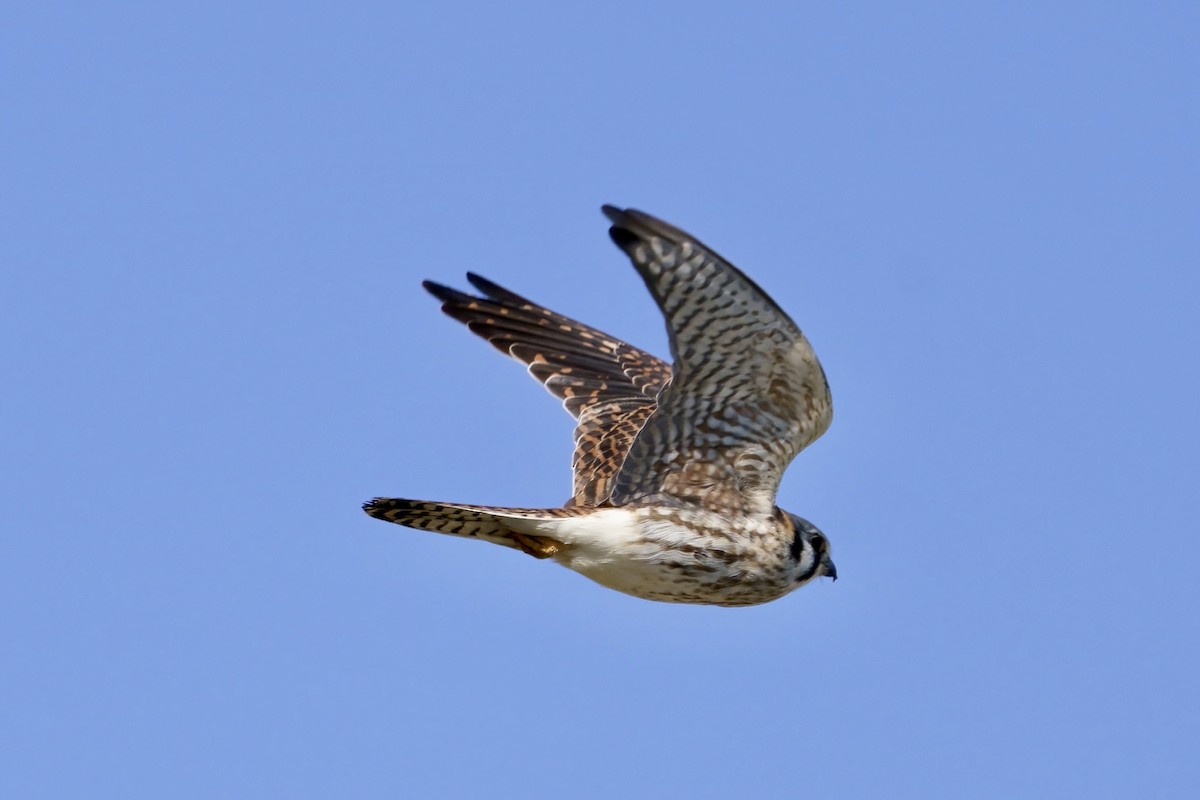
[823,557,838,582]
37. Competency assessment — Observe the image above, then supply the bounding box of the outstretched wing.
[423,273,670,506]
[602,206,832,515]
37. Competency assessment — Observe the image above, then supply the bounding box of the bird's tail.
[362,498,580,559]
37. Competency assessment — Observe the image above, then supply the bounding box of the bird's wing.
[602,206,832,515]
[424,273,670,505]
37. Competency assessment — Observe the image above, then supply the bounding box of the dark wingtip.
[422,280,472,309]
[602,204,640,252]
[608,225,639,252]
[422,279,459,303]
[465,271,491,291]
[466,272,534,306]
[603,205,657,225]
[464,272,504,299]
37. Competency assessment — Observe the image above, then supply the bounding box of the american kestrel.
[364,206,836,606]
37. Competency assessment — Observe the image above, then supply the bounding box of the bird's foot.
[510,533,562,559]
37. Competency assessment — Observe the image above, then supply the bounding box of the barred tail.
[362,498,574,559]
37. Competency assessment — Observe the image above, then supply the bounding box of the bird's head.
[784,512,837,585]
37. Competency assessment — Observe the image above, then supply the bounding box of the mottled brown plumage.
[363,206,837,606]
[420,272,670,507]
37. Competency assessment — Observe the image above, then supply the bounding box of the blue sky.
[3,2,1198,797]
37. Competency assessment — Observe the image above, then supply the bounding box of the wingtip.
[466,272,532,305]
[465,271,501,296]
[607,225,639,252]
[602,205,642,252]
[424,274,505,304]
[603,205,665,238]
[603,205,648,229]
[421,279,454,301]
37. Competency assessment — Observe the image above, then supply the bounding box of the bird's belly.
[567,555,793,607]
[545,508,794,607]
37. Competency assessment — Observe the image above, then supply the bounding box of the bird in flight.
[364,206,836,606]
